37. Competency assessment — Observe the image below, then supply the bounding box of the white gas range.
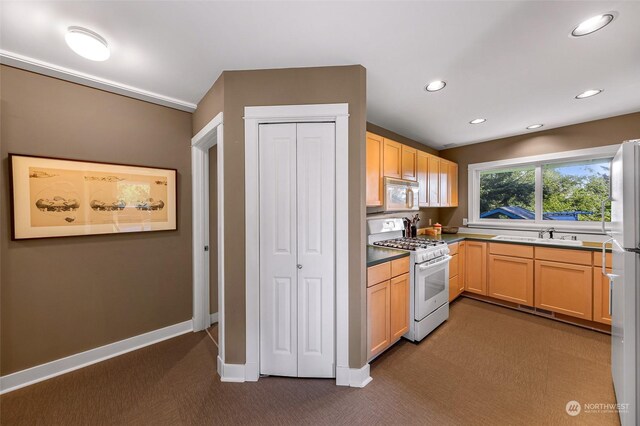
[368,218,451,342]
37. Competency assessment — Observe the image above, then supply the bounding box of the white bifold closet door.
[259,122,335,378]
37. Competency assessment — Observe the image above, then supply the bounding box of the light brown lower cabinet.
[367,280,390,359]
[488,255,534,306]
[368,259,410,360]
[449,275,460,302]
[534,260,593,320]
[390,273,410,339]
[593,267,612,325]
[459,242,466,291]
[465,241,487,295]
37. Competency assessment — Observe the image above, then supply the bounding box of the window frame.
[468,145,619,232]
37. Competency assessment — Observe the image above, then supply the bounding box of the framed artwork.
[9,154,177,240]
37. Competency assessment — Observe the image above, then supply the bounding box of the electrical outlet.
[462,218,468,225]
[429,218,432,226]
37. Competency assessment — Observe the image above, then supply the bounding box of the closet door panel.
[296,123,336,378]
[259,123,298,377]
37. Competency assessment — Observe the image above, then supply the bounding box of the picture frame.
[9,154,177,240]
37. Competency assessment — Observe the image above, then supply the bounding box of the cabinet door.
[439,160,449,207]
[427,155,440,206]
[488,255,534,306]
[383,139,402,178]
[390,273,410,340]
[593,267,612,325]
[449,275,460,302]
[401,145,417,181]
[534,261,593,320]
[459,242,466,291]
[368,280,391,359]
[448,162,458,207]
[366,132,384,207]
[417,152,429,206]
[465,242,487,295]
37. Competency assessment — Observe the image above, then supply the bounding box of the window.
[542,159,611,222]
[480,166,535,220]
[469,145,618,230]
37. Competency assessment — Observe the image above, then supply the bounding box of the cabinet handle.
[297,264,303,270]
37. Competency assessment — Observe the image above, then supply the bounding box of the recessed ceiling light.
[65,26,110,61]
[469,118,486,124]
[527,124,544,130]
[575,89,603,99]
[425,80,446,92]
[571,14,614,37]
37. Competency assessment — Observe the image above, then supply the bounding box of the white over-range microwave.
[382,177,419,212]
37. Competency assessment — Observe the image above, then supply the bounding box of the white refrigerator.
[608,139,640,426]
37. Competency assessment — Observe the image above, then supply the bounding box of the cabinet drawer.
[368,262,391,287]
[449,253,459,278]
[489,243,533,259]
[448,242,459,256]
[391,257,410,277]
[535,247,592,266]
[593,251,612,268]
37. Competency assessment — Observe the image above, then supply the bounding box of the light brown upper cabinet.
[366,132,384,207]
[448,162,459,207]
[401,145,417,181]
[428,155,440,207]
[439,159,450,207]
[365,132,458,208]
[383,138,402,179]
[417,152,429,207]
[465,241,487,295]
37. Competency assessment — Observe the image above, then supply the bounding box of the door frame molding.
[191,112,224,368]
[244,104,350,384]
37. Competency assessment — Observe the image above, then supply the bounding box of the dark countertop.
[366,245,410,267]
[366,233,610,267]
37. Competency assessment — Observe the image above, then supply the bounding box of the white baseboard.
[209,312,219,324]
[217,356,246,382]
[0,320,193,395]
[336,364,372,388]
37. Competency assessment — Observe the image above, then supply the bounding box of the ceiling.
[1,1,639,149]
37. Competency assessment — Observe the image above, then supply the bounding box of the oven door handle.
[417,255,451,270]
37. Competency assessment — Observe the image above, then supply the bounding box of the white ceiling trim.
[0,50,196,112]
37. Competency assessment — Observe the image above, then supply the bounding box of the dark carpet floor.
[0,298,619,425]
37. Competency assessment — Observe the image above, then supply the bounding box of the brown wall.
[0,66,193,375]
[367,122,438,156]
[438,112,640,227]
[193,65,368,367]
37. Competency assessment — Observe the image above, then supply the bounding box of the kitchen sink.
[491,235,583,246]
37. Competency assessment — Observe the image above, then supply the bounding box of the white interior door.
[259,122,335,378]
[296,123,335,377]
[259,123,298,376]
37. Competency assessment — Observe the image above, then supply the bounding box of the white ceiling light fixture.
[571,14,614,37]
[65,26,110,61]
[469,118,486,124]
[575,89,603,99]
[425,80,446,92]
[526,124,544,130]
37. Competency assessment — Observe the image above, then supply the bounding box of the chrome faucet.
[538,227,555,239]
